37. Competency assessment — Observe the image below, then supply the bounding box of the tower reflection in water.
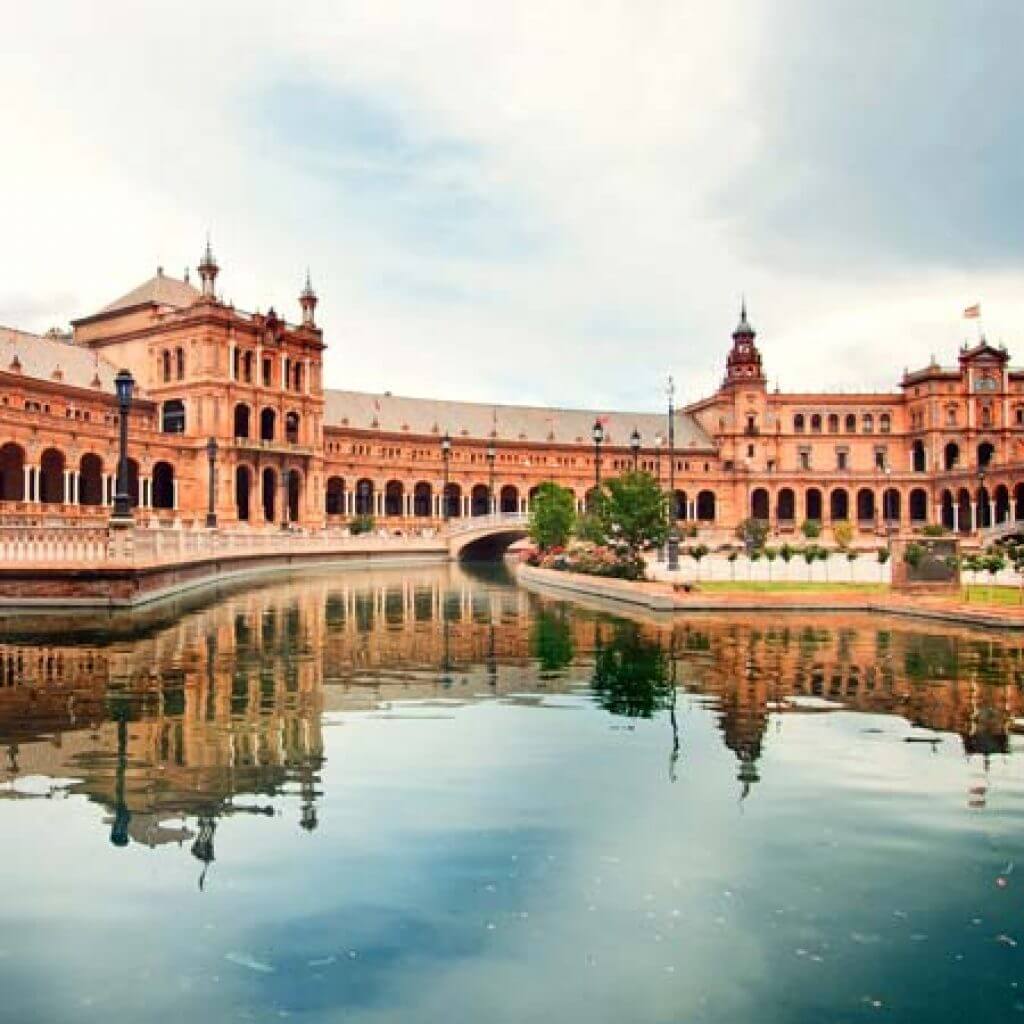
[1,563,1023,881]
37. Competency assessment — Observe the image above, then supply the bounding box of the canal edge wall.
[516,564,1024,633]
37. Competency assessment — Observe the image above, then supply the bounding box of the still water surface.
[2,563,1024,1023]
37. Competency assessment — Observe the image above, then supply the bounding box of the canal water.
[1,562,1023,1023]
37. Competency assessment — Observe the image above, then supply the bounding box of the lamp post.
[441,431,452,521]
[112,369,135,523]
[666,375,679,571]
[883,464,893,543]
[630,427,641,472]
[654,433,664,483]
[486,440,496,516]
[592,418,604,497]
[205,437,219,528]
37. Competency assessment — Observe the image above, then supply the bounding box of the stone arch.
[79,453,104,506]
[444,482,462,518]
[696,490,716,522]
[414,481,432,517]
[500,484,519,514]
[995,483,1010,523]
[672,489,687,520]
[262,467,277,522]
[912,439,926,472]
[909,487,928,524]
[39,448,65,504]
[287,468,302,522]
[776,487,796,522]
[856,488,875,522]
[236,465,252,521]
[805,487,823,522]
[471,483,490,516]
[326,476,345,516]
[385,480,404,517]
[152,461,175,509]
[977,485,992,528]
[0,442,25,501]
[750,487,769,520]
[355,478,374,516]
[234,403,251,439]
[830,488,849,521]
[882,487,901,523]
[956,487,972,533]
[260,408,276,442]
[940,489,955,530]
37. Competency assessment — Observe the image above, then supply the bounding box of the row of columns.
[15,467,168,509]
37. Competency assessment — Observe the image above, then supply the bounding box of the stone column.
[172,480,180,511]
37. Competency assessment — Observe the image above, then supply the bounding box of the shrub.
[877,548,891,565]
[350,514,376,535]
[736,517,769,553]
[575,512,607,545]
[922,524,947,537]
[904,542,924,569]
[801,519,822,539]
[529,482,577,551]
[779,542,794,564]
[832,521,853,549]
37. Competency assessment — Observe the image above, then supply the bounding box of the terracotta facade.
[1,244,1022,542]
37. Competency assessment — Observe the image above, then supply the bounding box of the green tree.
[764,546,778,581]
[591,624,673,719]
[596,471,668,557]
[528,482,577,551]
[832,521,853,550]
[575,511,607,545]
[688,543,709,580]
[531,607,575,674]
[736,517,769,554]
[801,519,822,540]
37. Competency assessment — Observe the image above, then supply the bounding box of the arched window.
[856,488,875,522]
[161,350,171,383]
[944,442,960,471]
[285,411,300,445]
[79,453,104,506]
[810,414,822,433]
[243,351,254,383]
[751,487,769,520]
[862,413,874,433]
[236,465,251,521]
[777,488,796,521]
[175,347,185,380]
[805,488,823,522]
[696,490,716,522]
[0,443,26,501]
[978,441,995,468]
[40,449,67,503]
[152,461,175,509]
[500,485,519,514]
[385,480,404,517]
[830,488,849,521]
[827,414,839,433]
[260,408,276,442]
[326,477,345,516]
[793,414,805,433]
[845,414,857,433]
[909,488,928,523]
[912,439,926,472]
[413,482,432,517]
[879,413,891,433]
[234,404,251,439]
[355,479,374,516]
[471,484,489,516]
[161,399,185,434]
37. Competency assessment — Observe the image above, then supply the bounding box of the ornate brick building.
[1,243,1021,541]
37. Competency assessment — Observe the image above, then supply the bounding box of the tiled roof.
[98,270,199,314]
[0,325,118,392]
[324,389,714,448]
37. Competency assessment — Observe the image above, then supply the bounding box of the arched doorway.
[882,488,900,524]
[287,470,301,522]
[751,487,769,521]
[995,484,1010,524]
[444,482,462,518]
[776,488,795,523]
[152,462,175,509]
[79,453,104,506]
[856,488,875,523]
[805,488,822,522]
[326,476,345,516]
[260,408,276,442]
[262,468,277,523]
[385,480,404,517]
[956,488,972,533]
[696,490,715,522]
[414,482,432,517]
[909,488,928,524]
[940,489,954,531]
[0,443,25,500]
[39,448,65,504]
[830,488,849,521]
[234,404,251,439]
[355,479,374,516]
[500,485,519,514]
[471,484,489,516]
[236,466,252,521]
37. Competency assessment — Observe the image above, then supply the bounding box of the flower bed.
[527,540,645,580]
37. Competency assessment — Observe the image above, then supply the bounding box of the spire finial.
[299,267,318,326]
[198,233,219,298]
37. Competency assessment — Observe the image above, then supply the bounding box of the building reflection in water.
[1,563,1023,878]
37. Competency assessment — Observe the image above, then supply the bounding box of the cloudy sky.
[2,1,1022,410]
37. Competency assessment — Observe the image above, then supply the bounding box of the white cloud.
[1,1,1020,411]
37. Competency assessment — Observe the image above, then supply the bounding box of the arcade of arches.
[4,253,1024,541]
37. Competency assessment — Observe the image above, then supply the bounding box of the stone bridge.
[444,514,530,560]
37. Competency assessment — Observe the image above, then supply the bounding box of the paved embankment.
[517,564,1024,632]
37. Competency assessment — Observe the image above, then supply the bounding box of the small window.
[827,414,839,433]
[175,347,185,380]
[161,399,185,434]
[845,414,856,432]
[810,414,822,433]
[263,358,272,388]
[862,413,874,433]
[836,450,848,471]
[794,414,805,433]
[879,413,891,433]
[799,449,811,470]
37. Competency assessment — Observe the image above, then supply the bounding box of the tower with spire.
[299,270,318,328]
[198,236,219,299]
[724,300,765,387]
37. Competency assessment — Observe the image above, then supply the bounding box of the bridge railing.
[443,513,527,536]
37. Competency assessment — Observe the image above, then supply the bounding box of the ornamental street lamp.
[205,437,219,528]
[654,434,664,483]
[486,440,497,516]
[630,427,641,471]
[441,431,452,521]
[666,375,679,571]
[112,369,135,522]
[592,418,604,494]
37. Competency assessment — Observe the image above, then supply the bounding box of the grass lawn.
[963,585,1024,606]
[694,581,887,594]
